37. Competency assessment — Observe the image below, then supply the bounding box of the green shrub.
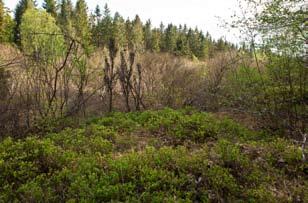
[48,128,113,155]
[213,139,249,169]
[205,165,239,199]
[246,185,276,203]
[94,112,139,132]
[264,138,302,166]
[0,109,305,202]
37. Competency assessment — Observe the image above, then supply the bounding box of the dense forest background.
[0,0,307,201]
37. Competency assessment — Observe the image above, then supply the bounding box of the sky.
[3,0,241,43]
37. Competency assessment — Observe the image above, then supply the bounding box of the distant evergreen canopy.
[88,4,235,58]
[6,0,236,59]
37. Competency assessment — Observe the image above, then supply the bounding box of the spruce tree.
[163,24,177,52]
[58,0,73,36]
[131,15,144,52]
[143,19,152,50]
[90,5,102,47]
[125,18,133,49]
[100,3,113,47]
[14,0,35,44]
[151,28,161,52]
[73,0,91,51]
[195,31,206,58]
[176,28,190,56]
[94,5,101,22]
[158,22,165,50]
[43,0,57,18]
[112,12,127,49]
[187,28,201,57]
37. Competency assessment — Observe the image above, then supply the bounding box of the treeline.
[1,0,235,59]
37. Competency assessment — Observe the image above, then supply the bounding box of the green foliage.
[206,165,239,198]
[91,112,139,132]
[0,109,305,202]
[225,65,264,109]
[14,0,36,44]
[47,127,114,155]
[43,0,57,18]
[58,0,73,38]
[264,138,302,166]
[213,139,249,168]
[229,0,307,135]
[257,0,306,57]
[112,12,127,48]
[73,0,91,52]
[129,15,144,52]
[20,8,65,61]
[87,4,235,58]
[0,0,14,43]
[91,108,261,144]
[162,24,177,52]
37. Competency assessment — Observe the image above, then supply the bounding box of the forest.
[0,0,307,202]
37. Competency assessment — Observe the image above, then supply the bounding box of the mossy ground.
[0,108,307,202]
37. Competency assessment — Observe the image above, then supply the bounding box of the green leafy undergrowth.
[90,108,259,144]
[0,109,306,202]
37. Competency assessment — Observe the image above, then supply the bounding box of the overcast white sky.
[4,0,240,43]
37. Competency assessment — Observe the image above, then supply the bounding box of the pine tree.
[158,22,165,50]
[195,31,206,58]
[203,32,214,58]
[176,27,190,56]
[100,3,113,48]
[58,0,73,39]
[131,15,144,52]
[14,0,35,44]
[159,22,164,33]
[143,19,152,50]
[125,18,132,48]
[187,28,202,57]
[43,0,57,18]
[73,0,91,51]
[90,5,102,47]
[112,12,127,49]
[151,28,161,52]
[163,24,177,52]
[215,38,227,52]
[94,5,101,22]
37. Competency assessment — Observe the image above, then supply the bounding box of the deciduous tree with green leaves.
[20,8,65,61]
[0,0,14,43]
[230,0,307,159]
